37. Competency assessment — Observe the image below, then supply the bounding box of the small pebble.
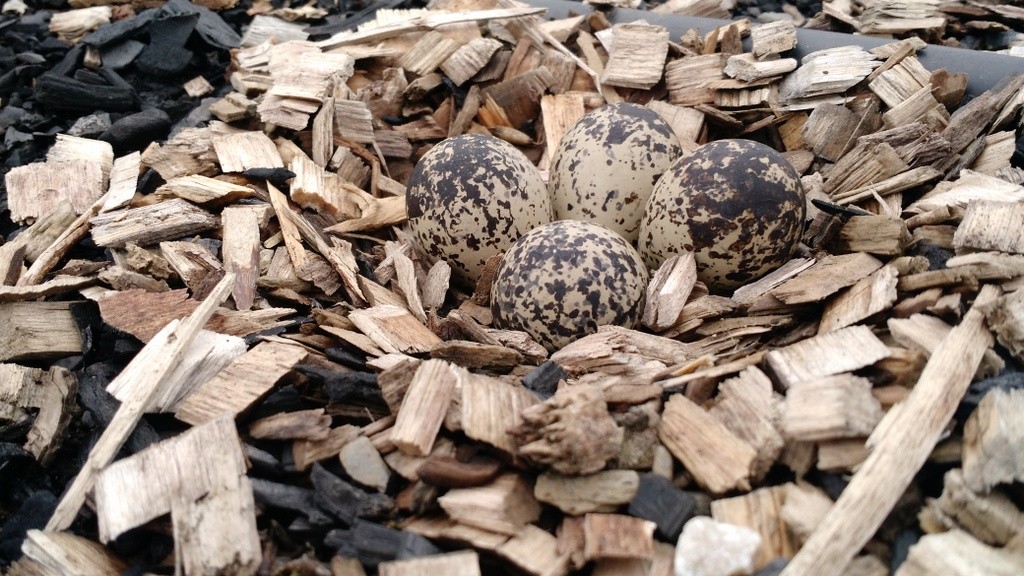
[675,516,761,576]
[66,112,112,137]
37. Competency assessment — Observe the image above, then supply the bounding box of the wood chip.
[582,513,656,561]
[765,325,891,389]
[770,252,884,305]
[659,394,755,494]
[953,200,1024,254]
[91,198,220,248]
[600,23,669,90]
[643,252,698,332]
[783,374,884,442]
[438,474,541,535]
[390,359,457,456]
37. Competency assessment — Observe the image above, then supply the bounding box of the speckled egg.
[406,134,552,285]
[549,103,682,243]
[638,139,805,291]
[491,220,649,351]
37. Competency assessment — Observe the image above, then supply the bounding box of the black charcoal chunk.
[808,470,848,501]
[100,39,146,71]
[0,105,27,132]
[161,0,241,49]
[250,477,316,514]
[324,346,368,370]
[83,9,157,48]
[628,473,696,542]
[0,490,56,563]
[73,68,110,86]
[135,14,197,77]
[100,108,171,153]
[244,443,284,478]
[961,369,1024,418]
[70,301,141,365]
[311,464,395,525]
[242,167,295,188]
[34,72,137,112]
[522,360,566,400]
[891,528,921,574]
[296,364,379,402]
[329,520,442,568]
[77,362,159,456]
[109,529,174,571]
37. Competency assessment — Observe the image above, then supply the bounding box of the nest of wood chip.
[3,1,1024,575]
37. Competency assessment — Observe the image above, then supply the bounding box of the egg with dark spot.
[638,139,805,291]
[406,134,552,285]
[491,220,649,351]
[549,103,681,243]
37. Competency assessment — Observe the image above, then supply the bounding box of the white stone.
[675,516,762,576]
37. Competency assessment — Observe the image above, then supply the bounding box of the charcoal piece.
[100,108,171,153]
[1014,132,1024,169]
[161,0,241,49]
[890,528,921,574]
[250,476,336,528]
[324,529,357,556]
[70,301,141,366]
[627,473,696,542]
[83,9,157,48]
[136,167,165,196]
[37,36,70,56]
[241,323,292,347]
[311,463,395,525]
[77,362,159,456]
[242,167,295,188]
[961,369,1024,419]
[522,360,565,400]
[109,528,174,570]
[0,64,45,94]
[135,13,197,77]
[100,39,146,71]
[807,470,848,501]
[329,520,442,568]
[287,516,317,536]
[245,387,310,422]
[250,477,316,514]
[0,490,57,563]
[251,475,336,528]
[34,72,137,112]
[324,346,368,370]
[753,558,789,576]
[0,443,38,499]
[297,365,380,402]
[170,95,216,133]
[16,53,45,65]
[907,241,952,271]
[73,68,111,86]
[49,44,84,77]
[245,443,284,478]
